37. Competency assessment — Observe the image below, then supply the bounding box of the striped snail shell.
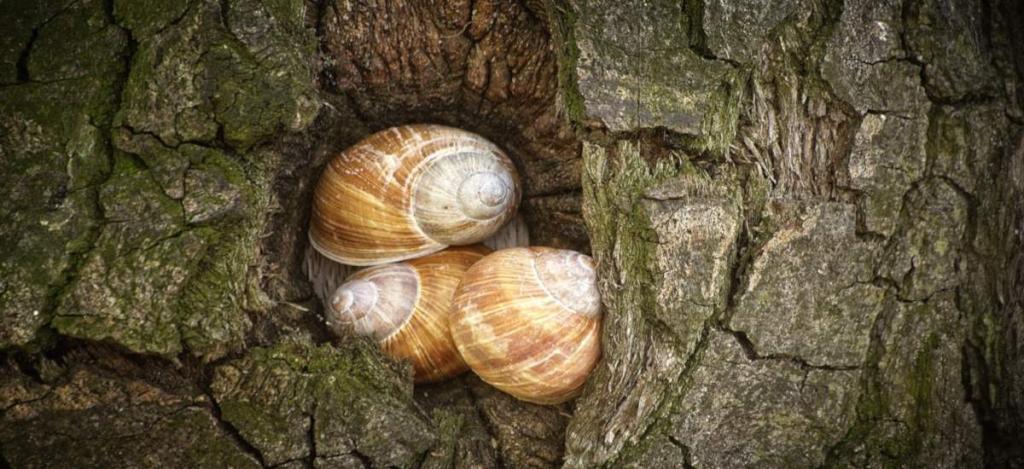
[325,245,490,383]
[450,247,603,404]
[309,124,521,266]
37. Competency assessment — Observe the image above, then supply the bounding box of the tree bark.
[1,0,1021,468]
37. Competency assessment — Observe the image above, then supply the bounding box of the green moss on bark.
[0,0,127,350]
[545,0,586,126]
[212,341,436,467]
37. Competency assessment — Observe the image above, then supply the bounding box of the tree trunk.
[1,0,1021,467]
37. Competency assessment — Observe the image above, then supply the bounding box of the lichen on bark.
[210,341,436,467]
[0,0,128,350]
[1,0,322,360]
[552,0,1024,466]
[0,350,262,468]
[2,0,1023,467]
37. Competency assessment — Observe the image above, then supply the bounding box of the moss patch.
[0,0,127,349]
[211,341,436,467]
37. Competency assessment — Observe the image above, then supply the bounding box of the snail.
[309,124,521,266]
[450,247,602,404]
[325,245,490,383]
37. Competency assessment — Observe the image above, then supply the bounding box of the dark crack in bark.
[203,388,269,468]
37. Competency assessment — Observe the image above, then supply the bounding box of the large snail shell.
[325,245,490,383]
[450,247,602,405]
[309,124,521,266]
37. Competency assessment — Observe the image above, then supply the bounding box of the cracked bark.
[204,387,270,467]
[558,0,1023,467]
[2,0,1023,467]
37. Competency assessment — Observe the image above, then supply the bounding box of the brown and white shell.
[325,245,490,383]
[450,247,603,405]
[309,124,521,266]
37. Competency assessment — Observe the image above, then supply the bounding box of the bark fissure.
[464,382,507,469]
[665,434,696,469]
[3,0,1022,466]
[203,388,269,468]
[306,409,317,467]
[39,0,136,327]
[14,26,39,83]
[720,327,861,371]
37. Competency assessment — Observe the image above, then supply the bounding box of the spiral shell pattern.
[326,245,490,383]
[309,124,520,266]
[451,247,602,404]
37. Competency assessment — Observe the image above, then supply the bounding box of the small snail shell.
[450,247,602,404]
[326,245,490,383]
[309,124,521,266]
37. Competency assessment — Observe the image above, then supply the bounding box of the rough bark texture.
[1,0,1021,468]
[556,0,1024,467]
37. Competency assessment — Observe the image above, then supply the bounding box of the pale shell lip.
[308,230,446,267]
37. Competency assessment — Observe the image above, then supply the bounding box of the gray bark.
[1,0,1021,467]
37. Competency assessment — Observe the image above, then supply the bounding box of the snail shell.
[326,245,490,383]
[309,124,521,266]
[450,247,602,404]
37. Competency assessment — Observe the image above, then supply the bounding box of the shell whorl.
[458,171,513,219]
[326,264,418,342]
[410,137,520,246]
[330,279,377,328]
[309,124,519,266]
[450,247,603,404]
[325,246,488,383]
[534,250,601,318]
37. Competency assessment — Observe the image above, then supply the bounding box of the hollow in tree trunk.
[1,0,1022,467]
